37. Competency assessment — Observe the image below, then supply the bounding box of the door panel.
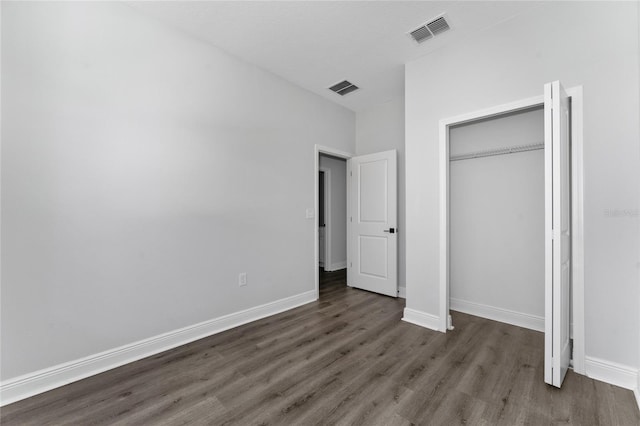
[544,80,571,387]
[348,150,397,297]
[359,236,388,278]
[359,161,388,222]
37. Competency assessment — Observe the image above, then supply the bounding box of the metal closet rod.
[449,142,544,162]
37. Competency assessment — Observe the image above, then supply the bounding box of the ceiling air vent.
[426,16,450,35]
[409,26,433,44]
[328,80,359,96]
[409,14,451,44]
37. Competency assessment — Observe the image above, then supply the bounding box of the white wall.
[1,2,354,381]
[356,97,406,294]
[405,1,639,369]
[319,155,347,271]
[450,108,544,323]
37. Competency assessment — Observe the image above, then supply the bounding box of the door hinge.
[350,171,352,177]
[349,262,352,268]
[350,216,352,222]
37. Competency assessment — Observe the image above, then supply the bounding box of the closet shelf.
[450,142,544,162]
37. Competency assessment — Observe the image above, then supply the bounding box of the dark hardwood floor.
[2,269,639,425]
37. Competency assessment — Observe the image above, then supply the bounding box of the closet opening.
[449,105,546,334]
[438,86,585,381]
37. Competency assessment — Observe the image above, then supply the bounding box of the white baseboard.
[398,286,406,299]
[634,387,640,412]
[325,261,347,272]
[402,308,440,331]
[450,298,544,332]
[0,290,317,407]
[584,356,639,391]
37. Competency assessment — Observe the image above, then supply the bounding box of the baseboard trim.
[402,308,440,331]
[450,298,544,332]
[398,286,406,299]
[634,387,640,412]
[0,290,317,407]
[584,356,639,391]
[325,261,347,272]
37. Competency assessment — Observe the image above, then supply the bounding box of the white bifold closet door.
[348,150,398,297]
[544,80,571,388]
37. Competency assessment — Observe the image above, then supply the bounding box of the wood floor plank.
[2,269,638,425]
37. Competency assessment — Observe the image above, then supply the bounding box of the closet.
[449,106,545,331]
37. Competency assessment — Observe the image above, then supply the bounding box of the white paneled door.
[348,150,398,297]
[544,80,571,387]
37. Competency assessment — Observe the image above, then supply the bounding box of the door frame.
[437,87,585,375]
[319,167,331,268]
[314,145,353,299]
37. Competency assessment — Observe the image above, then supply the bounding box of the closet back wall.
[449,107,545,328]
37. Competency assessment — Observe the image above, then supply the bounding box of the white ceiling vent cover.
[426,16,450,35]
[328,80,359,96]
[409,14,451,44]
[409,26,433,44]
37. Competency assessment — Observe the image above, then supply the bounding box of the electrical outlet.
[238,272,247,287]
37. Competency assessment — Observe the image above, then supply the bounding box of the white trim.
[0,290,316,407]
[567,86,585,375]
[584,357,639,391]
[450,298,544,332]
[398,286,406,299]
[439,94,544,129]
[438,87,585,373]
[325,261,347,272]
[401,308,440,331]
[346,159,352,286]
[314,145,353,300]
[439,112,450,332]
[634,387,640,412]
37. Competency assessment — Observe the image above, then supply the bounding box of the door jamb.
[437,87,585,375]
[314,145,353,300]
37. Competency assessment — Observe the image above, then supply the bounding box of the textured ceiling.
[129,1,542,112]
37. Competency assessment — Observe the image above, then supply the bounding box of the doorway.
[438,83,585,386]
[314,145,400,300]
[314,145,352,298]
[318,155,347,273]
[449,105,545,332]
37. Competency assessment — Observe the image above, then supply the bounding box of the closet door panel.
[544,80,571,388]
